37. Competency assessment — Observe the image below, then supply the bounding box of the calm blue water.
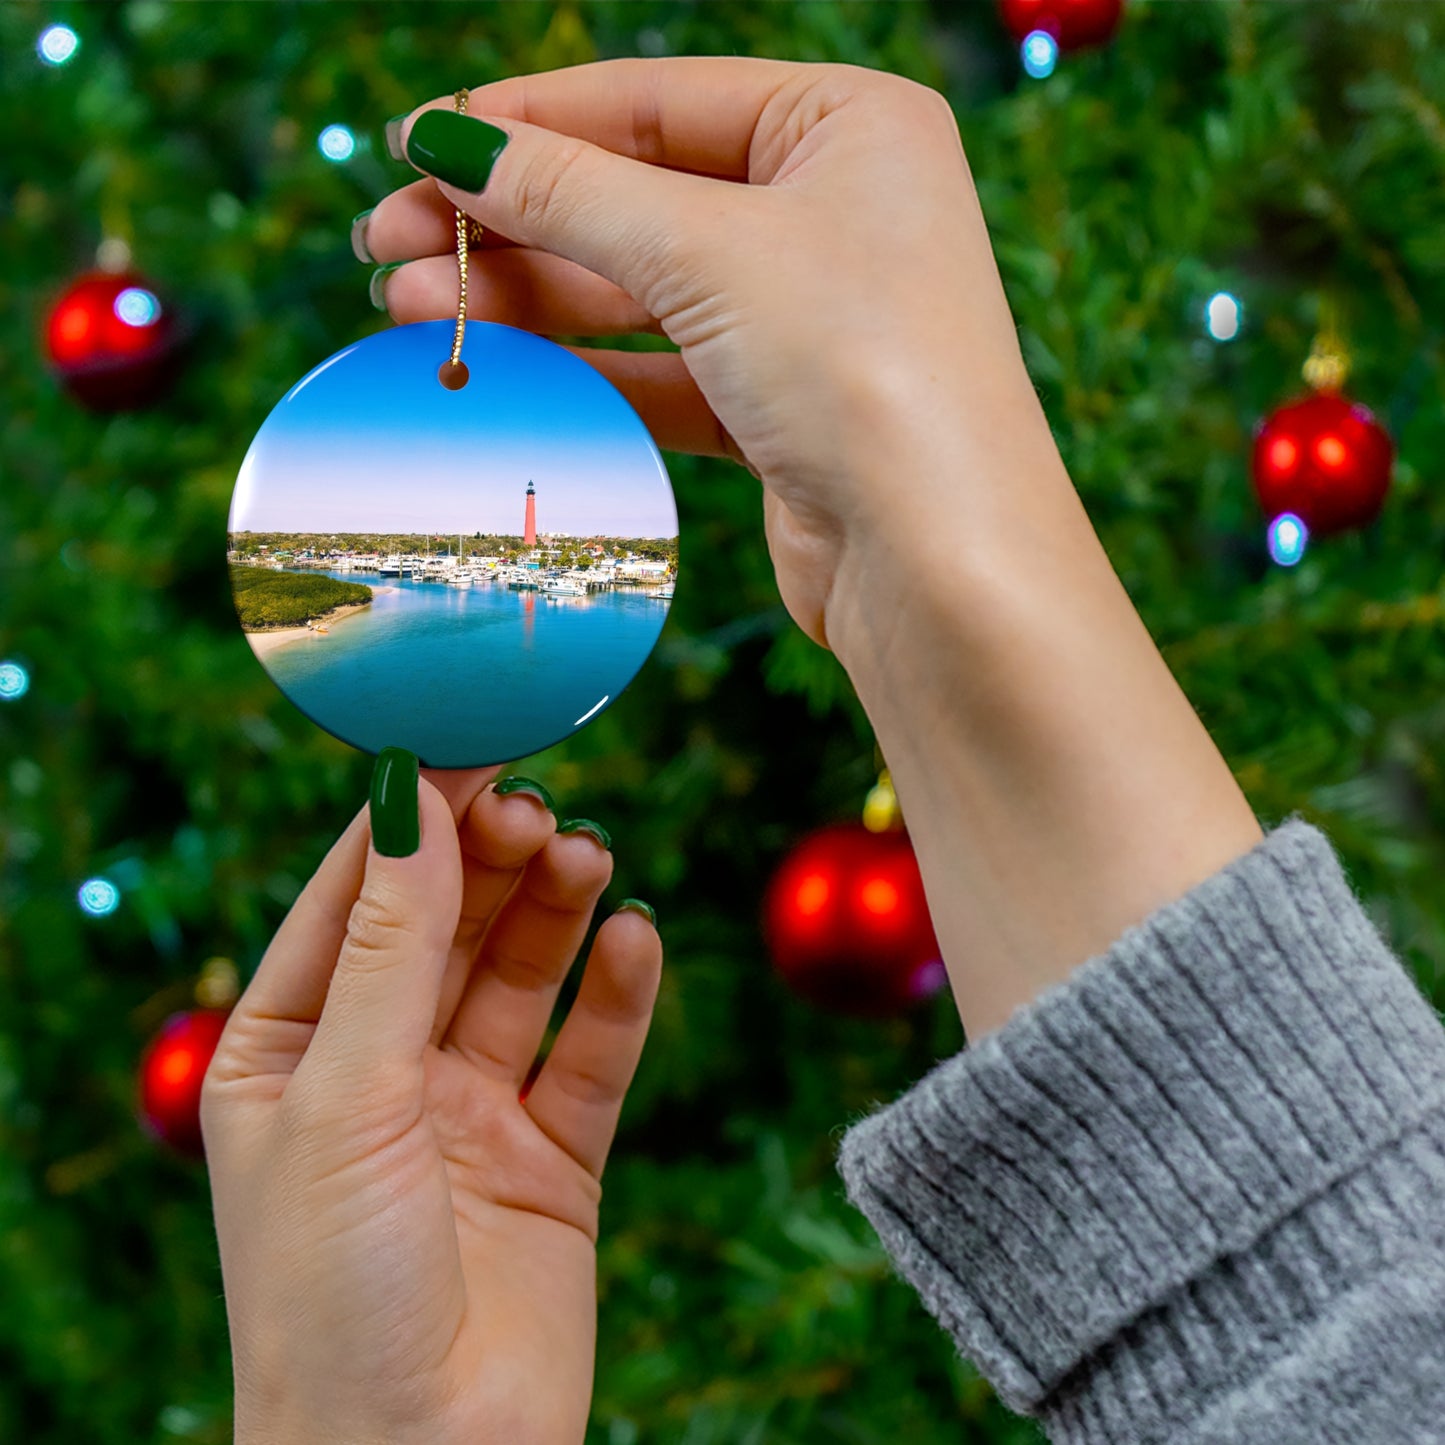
[260,570,670,766]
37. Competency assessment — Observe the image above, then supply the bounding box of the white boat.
[543,579,587,596]
[446,571,474,587]
[654,582,675,599]
[379,554,402,577]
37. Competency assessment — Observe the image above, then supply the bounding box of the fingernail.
[384,114,408,162]
[350,208,375,264]
[370,747,420,858]
[369,261,405,312]
[405,110,510,192]
[617,898,656,926]
[493,775,556,812]
[558,818,612,851]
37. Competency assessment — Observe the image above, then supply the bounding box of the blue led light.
[1205,291,1242,342]
[38,24,79,66]
[0,661,29,700]
[78,877,121,917]
[114,287,161,328]
[1267,512,1308,567]
[1021,30,1059,79]
[318,124,357,162]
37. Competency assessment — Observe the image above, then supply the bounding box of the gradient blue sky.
[230,320,676,537]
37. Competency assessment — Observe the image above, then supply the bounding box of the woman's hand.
[361,56,1052,658]
[360,59,1263,1041]
[202,759,661,1445]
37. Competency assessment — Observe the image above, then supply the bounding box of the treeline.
[230,567,372,630]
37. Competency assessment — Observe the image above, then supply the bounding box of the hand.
[360,57,1051,656]
[360,60,1263,1040]
[201,761,662,1445]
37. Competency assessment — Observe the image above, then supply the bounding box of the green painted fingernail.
[493,775,555,812]
[558,818,612,851]
[350,208,375,264]
[617,898,656,926]
[405,110,510,192]
[369,261,404,312]
[370,747,420,857]
[384,114,408,162]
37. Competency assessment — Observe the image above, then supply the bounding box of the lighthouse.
[523,480,537,548]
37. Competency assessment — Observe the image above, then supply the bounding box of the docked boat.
[654,582,676,599]
[543,578,587,596]
[379,554,402,577]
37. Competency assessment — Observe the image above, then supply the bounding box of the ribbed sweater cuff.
[836,816,1445,1423]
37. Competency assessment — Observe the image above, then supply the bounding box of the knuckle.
[550,1059,618,1110]
[513,136,591,231]
[341,891,414,967]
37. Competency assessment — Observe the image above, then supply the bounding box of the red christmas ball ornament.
[998,0,1124,50]
[763,822,945,1017]
[1251,392,1393,537]
[45,269,181,410]
[137,1009,230,1157]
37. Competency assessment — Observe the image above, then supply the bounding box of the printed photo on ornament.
[227,321,677,767]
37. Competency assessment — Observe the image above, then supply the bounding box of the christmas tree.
[2,3,1442,1441]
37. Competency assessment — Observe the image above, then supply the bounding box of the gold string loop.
[439,88,482,389]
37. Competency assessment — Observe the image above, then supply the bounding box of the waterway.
[259,569,671,766]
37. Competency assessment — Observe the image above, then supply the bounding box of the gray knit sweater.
[837,816,1445,1443]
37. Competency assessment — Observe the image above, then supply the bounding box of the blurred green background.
[2,2,1443,1441]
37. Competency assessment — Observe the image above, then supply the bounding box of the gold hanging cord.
[440,88,485,388]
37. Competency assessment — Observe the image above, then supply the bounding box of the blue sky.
[230,320,676,537]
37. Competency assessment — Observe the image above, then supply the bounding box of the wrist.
[824,418,1262,1039]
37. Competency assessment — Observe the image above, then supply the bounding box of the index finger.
[404,55,811,181]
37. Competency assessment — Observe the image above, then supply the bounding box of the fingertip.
[461,778,558,868]
[597,902,664,968]
[590,907,664,1012]
[421,764,503,825]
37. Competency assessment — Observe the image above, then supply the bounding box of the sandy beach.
[243,587,398,660]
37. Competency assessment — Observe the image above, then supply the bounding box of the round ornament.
[763,822,945,1018]
[1251,391,1393,537]
[228,320,677,767]
[45,269,181,410]
[137,1008,231,1157]
[998,0,1124,49]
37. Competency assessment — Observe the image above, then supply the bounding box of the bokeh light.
[318,124,356,162]
[1205,291,1242,341]
[78,878,121,917]
[794,872,831,918]
[37,24,79,66]
[1021,30,1059,79]
[114,288,161,328]
[0,661,29,700]
[1267,512,1309,567]
[858,876,900,918]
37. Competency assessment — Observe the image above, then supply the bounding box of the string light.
[0,661,29,700]
[37,24,79,66]
[113,287,161,328]
[1267,512,1308,567]
[1205,291,1242,342]
[318,124,356,162]
[1021,30,1059,79]
[78,878,121,917]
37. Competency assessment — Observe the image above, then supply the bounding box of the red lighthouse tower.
[523,480,537,549]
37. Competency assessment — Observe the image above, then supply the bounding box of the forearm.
[827,391,1263,1040]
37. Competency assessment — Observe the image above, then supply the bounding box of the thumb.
[303,748,463,1086]
[397,106,734,315]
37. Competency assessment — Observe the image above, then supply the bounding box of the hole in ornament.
[438,360,469,390]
